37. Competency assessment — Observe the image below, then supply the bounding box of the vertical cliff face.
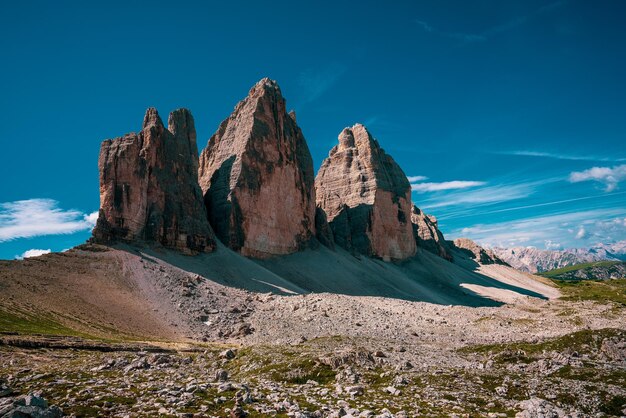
[315,124,416,261]
[93,108,215,254]
[411,205,453,261]
[198,78,316,258]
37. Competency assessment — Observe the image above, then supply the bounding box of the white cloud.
[449,208,626,248]
[85,211,99,225]
[407,175,428,183]
[544,240,562,250]
[569,164,626,192]
[575,226,587,239]
[0,199,98,242]
[418,182,536,210]
[411,180,485,192]
[15,248,51,260]
[503,150,626,162]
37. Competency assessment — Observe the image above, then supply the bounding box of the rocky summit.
[92,108,215,254]
[454,238,507,266]
[198,78,317,258]
[315,124,416,261]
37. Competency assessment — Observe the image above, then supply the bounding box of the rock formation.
[93,108,215,254]
[315,124,416,261]
[198,78,316,258]
[453,238,506,265]
[411,206,453,261]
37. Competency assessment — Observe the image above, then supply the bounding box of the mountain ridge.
[491,241,626,273]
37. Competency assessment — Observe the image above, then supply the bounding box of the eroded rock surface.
[453,238,506,265]
[93,108,215,254]
[198,78,316,258]
[315,124,416,261]
[411,205,453,261]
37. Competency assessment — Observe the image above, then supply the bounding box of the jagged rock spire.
[315,124,416,261]
[198,78,317,258]
[93,108,215,254]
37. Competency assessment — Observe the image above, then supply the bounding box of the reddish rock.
[198,78,316,258]
[411,205,453,261]
[453,238,507,265]
[93,108,215,254]
[315,124,416,261]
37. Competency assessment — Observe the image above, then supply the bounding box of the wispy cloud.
[500,150,626,162]
[569,164,626,192]
[414,19,486,43]
[415,1,567,44]
[418,181,539,210]
[407,175,428,183]
[411,180,485,192]
[439,190,626,220]
[450,208,626,248]
[15,248,51,259]
[544,240,562,250]
[298,63,347,104]
[0,199,98,242]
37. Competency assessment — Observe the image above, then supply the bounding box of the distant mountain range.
[491,241,626,273]
[538,260,626,281]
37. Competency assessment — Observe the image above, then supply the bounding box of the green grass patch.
[539,261,622,278]
[0,306,91,337]
[553,279,626,305]
[459,328,625,359]
[230,346,337,385]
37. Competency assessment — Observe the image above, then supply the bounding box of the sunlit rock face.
[315,124,416,261]
[198,78,316,258]
[93,108,215,254]
[453,238,507,265]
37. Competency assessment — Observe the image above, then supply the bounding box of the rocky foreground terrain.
[1,244,626,417]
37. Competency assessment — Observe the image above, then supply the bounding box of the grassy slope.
[553,279,626,305]
[536,261,626,305]
[539,260,621,278]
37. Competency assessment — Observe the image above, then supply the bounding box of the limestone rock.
[411,205,453,261]
[315,124,416,261]
[315,207,335,249]
[198,78,316,258]
[93,108,215,254]
[453,238,506,265]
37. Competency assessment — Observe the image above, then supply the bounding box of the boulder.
[93,108,215,254]
[198,78,316,258]
[315,124,416,261]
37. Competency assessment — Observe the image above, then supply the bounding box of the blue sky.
[1,0,625,259]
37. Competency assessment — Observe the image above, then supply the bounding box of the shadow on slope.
[136,241,550,307]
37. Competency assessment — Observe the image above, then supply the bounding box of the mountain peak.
[198,78,316,258]
[142,107,163,129]
[249,77,281,97]
[316,125,416,261]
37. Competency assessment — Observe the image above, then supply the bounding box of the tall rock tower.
[315,124,416,261]
[93,108,215,254]
[198,78,316,258]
